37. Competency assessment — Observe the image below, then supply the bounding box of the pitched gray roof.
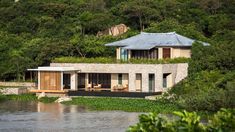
[105,32,209,50]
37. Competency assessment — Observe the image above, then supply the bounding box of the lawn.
[63,97,180,113]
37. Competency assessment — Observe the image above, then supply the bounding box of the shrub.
[170,70,235,111]
[208,108,235,132]
[128,109,235,132]
[53,57,190,64]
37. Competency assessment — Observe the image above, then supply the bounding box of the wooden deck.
[29,89,162,98]
[29,89,68,93]
[68,91,161,98]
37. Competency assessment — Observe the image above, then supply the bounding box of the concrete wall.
[51,63,188,92]
[0,88,28,95]
[172,47,191,58]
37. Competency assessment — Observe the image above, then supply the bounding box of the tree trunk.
[139,16,143,31]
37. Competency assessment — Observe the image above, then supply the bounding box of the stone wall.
[0,88,28,95]
[0,82,35,87]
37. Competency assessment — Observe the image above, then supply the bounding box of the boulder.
[55,96,72,103]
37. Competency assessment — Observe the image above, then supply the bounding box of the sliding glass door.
[88,73,111,88]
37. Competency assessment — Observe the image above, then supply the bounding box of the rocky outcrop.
[97,24,129,37]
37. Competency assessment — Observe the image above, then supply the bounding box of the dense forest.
[0,0,234,82]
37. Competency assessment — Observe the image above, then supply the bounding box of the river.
[0,101,140,132]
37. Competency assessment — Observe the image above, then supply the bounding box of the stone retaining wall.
[0,88,28,95]
[0,82,35,87]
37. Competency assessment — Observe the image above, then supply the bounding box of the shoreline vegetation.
[0,93,216,116]
[0,94,180,113]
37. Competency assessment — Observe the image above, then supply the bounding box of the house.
[106,32,208,60]
[28,32,208,96]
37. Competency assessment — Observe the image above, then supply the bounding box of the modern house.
[106,32,204,60]
[29,32,208,96]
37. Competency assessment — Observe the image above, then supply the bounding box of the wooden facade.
[163,48,171,58]
[40,71,61,90]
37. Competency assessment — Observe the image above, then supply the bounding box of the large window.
[63,73,71,89]
[136,73,142,91]
[131,48,158,59]
[78,73,85,88]
[163,48,171,58]
[118,74,122,85]
[149,74,155,92]
[120,48,128,61]
[88,73,111,88]
[163,73,172,88]
[163,74,167,88]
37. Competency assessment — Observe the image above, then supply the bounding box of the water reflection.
[0,101,140,132]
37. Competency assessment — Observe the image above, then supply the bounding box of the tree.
[115,0,160,31]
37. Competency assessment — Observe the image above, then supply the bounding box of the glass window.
[118,74,122,85]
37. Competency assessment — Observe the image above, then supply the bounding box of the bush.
[208,108,235,132]
[170,71,235,111]
[53,57,190,64]
[128,109,235,132]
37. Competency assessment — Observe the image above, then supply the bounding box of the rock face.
[55,97,72,103]
[97,24,129,37]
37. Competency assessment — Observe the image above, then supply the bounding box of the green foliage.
[63,97,179,112]
[53,57,116,63]
[128,113,174,132]
[173,110,205,131]
[208,108,235,132]
[129,57,190,64]
[170,71,235,111]
[128,109,235,132]
[0,0,234,83]
[0,94,37,102]
[38,97,58,103]
[144,19,208,41]
[189,41,235,74]
[53,57,190,64]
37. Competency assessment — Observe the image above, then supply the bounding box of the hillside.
[0,0,234,82]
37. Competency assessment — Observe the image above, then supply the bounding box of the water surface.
[0,101,140,132]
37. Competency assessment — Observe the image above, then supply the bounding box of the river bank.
[0,100,140,131]
[0,94,180,113]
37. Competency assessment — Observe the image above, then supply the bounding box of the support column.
[142,73,149,92]
[128,50,131,60]
[158,48,163,59]
[170,47,173,59]
[38,71,40,90]
[61,72,63,90]
[85,73,89,89]
[70,72,78,90]
[128,73,135,92]
[111,73,117,91]
[155,66,163,92]
[116,48,120,60]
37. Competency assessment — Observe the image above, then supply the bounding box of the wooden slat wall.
[40,71,61,90]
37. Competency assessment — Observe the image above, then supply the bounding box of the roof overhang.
[27,67,81,72]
